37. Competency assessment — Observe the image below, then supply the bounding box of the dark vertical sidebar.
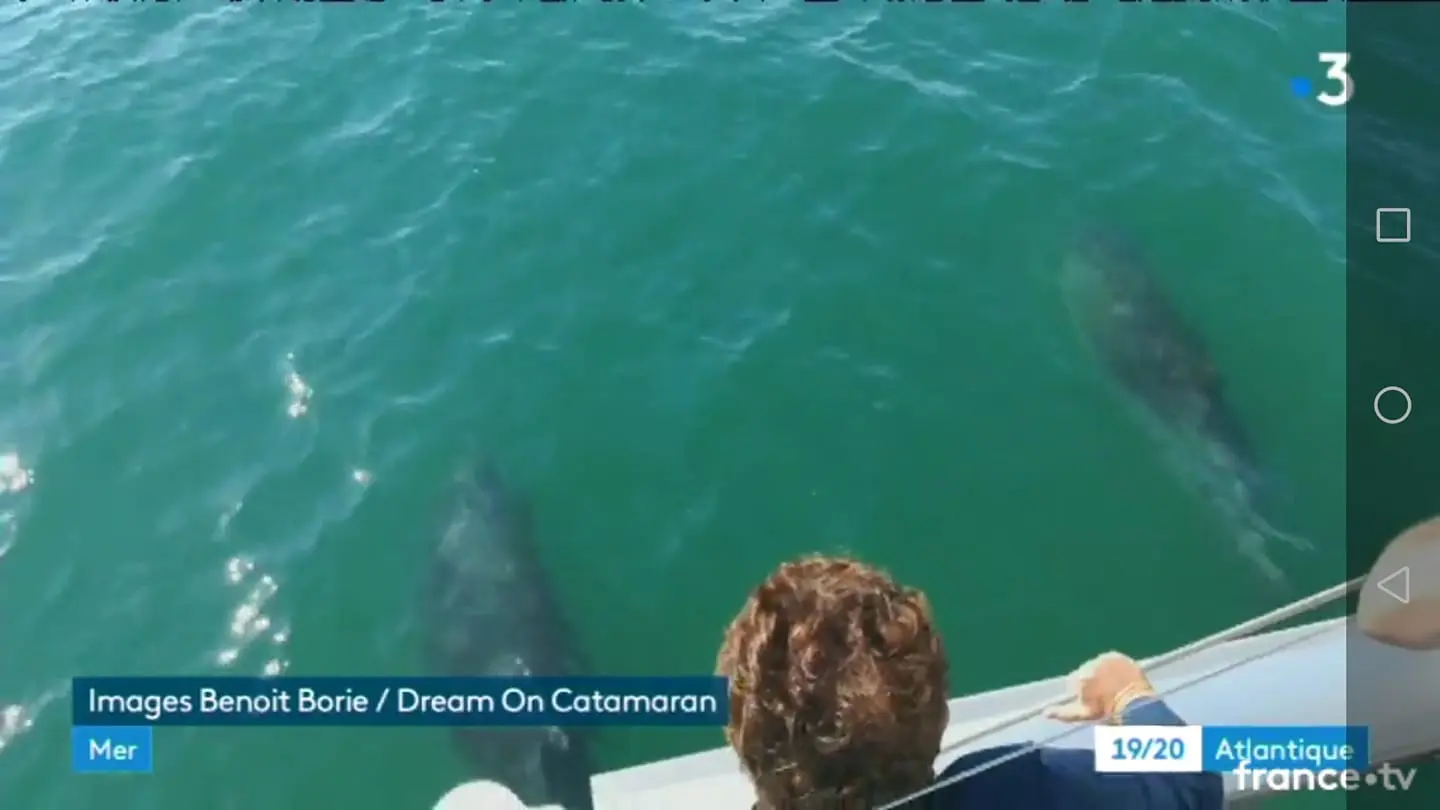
[1347,3,1440,809]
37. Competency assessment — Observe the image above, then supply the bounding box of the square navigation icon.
[1376,208,1412,243]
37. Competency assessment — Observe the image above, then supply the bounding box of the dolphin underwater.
[427,459,595,810]
[1060,229,1311,581]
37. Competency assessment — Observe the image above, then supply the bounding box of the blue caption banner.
[72,726,154,773]
[72,676,728,727]
[1201,726,1370,772]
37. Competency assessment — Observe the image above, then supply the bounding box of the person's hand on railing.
[1044,651,1158,725]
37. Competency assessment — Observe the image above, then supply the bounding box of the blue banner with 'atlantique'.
[1202,725,1370,772]
[72,676,728,727]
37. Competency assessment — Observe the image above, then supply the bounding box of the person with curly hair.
[717,554,1224,810]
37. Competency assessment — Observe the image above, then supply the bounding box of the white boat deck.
[437,616,1440,809]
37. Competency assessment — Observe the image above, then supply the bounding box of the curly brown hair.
[716,555,950,810]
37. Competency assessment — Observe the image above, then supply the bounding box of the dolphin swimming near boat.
[1060,228,1311,581]
[427,459,595,810]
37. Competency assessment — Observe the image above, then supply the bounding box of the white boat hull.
[437,616,1440,809]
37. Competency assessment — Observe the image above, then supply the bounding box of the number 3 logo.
[1317,52,1353,107]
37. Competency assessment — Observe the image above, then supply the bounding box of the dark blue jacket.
[926,698,1224,810]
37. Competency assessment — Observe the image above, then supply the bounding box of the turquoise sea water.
[0,3,1363,809]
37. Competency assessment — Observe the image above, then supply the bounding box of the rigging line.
[877,576,1362,810]
[939,576,1360,756]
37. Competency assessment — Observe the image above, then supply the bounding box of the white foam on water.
[0,511,13,564]
[281,351,312,418]
[215,553,290,676]
[0,451,31,493]
[0,685,62,756]
[0,703,33,754]
[0,451,30,565]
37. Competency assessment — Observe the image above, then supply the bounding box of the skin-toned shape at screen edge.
[1357,515,1440,651]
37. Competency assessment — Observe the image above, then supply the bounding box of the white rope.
[876,576,1362,810]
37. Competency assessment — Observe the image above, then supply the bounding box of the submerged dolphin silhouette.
[1061,228,1312,581]
[427,459,595,810]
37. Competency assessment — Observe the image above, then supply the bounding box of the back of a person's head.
[716,555,949,810]
[434,781,551,810]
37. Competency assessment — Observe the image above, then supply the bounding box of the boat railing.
[434,573,1405,807]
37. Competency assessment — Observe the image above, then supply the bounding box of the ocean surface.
[0,2,1371,808]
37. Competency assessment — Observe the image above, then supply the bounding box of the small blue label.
[1202,725,1368,773]
[72,726,153,773]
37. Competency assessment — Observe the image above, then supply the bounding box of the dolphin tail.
[1250,513,1316,552]
[1236,511,1319,585]
[1237,529,1291,584]
[454,455,522,513]
[540,729,596,810]
[456,452,501,485]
